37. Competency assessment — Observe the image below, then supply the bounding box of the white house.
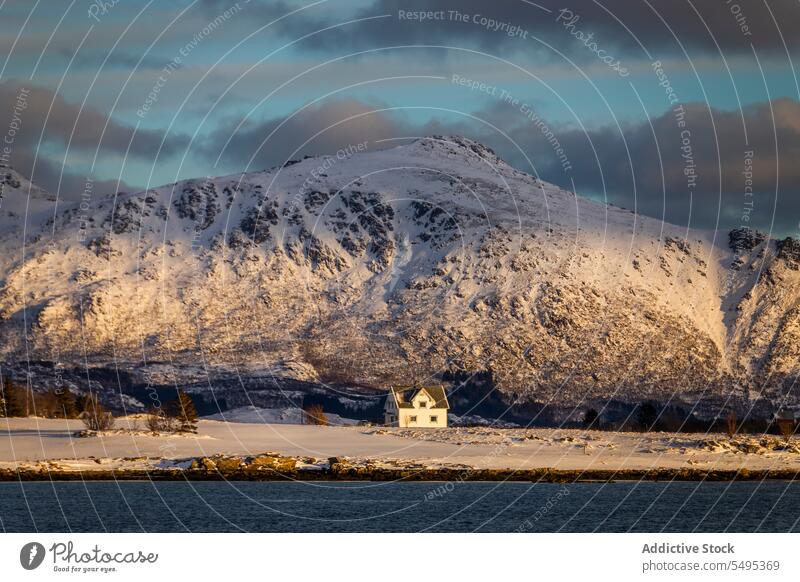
[384,385,449,428]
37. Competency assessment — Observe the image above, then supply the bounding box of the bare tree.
[80,394,114,431]
[146,407,176,433]
[777,417,795,442]
[725,410,738,438]
[302,403,328,426]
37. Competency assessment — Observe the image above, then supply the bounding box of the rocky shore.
[2,453,799,482]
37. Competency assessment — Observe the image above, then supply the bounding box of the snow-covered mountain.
[1,138,799,411]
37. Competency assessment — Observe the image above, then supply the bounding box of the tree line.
[0,376,198,434]
[0,376,84,419]
[582,400,795,437]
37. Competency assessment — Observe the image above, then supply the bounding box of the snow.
[203,406,358,426]
[449,413,518,428]
[1,136,799,407]
[2,417,800,473]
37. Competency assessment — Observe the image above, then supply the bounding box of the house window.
[419,401,427,408]
[409,415,417,423]
[430,415,438,423]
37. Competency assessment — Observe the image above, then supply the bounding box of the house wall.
[383,398,398,425]
[397,406,447,428]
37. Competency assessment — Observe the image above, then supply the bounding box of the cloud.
[479,97,800,236]
[5,79,797,236]
[0,82,189,158]
[6,83,797,235]
[229,0,799,60]
[203,93,800,236]
[202,98,417,170]
[10,150,132,203]
[67,50,167,71]
[0,82,187,198]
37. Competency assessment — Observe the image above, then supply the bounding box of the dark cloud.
[0,83,189,159]
[67,50,167,71]
[226,0,798,60]
[0,82,186,199]
[8,82,795,234]
[203,94,800,236]
[199,0,334,37]
[10,150,132,203]
[202,98,419,169]
[478,97,800,236]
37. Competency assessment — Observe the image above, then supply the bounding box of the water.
[0,481,798,532]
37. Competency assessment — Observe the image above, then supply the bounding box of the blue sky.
[2,0,800,233]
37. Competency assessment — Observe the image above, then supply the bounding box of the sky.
[1,0,799,235]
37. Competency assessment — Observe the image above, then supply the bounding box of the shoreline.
[4,418,800,482]
[2,455,800,483]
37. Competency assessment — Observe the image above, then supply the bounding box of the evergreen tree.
[582,408,599,429]
[54,388,77,419]
[636,401,659,431]
[169,390,198,433]
[1,377,25,417]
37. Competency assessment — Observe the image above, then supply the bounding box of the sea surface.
[0,481,798,532]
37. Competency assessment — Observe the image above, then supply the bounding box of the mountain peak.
[392,135,505,166]
[0,166,51,201]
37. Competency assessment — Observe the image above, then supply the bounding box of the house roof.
[389,385,449,409]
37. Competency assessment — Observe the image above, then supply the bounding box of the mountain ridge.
[1,137,799,415]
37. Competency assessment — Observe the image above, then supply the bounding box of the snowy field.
[2,416,800,473]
